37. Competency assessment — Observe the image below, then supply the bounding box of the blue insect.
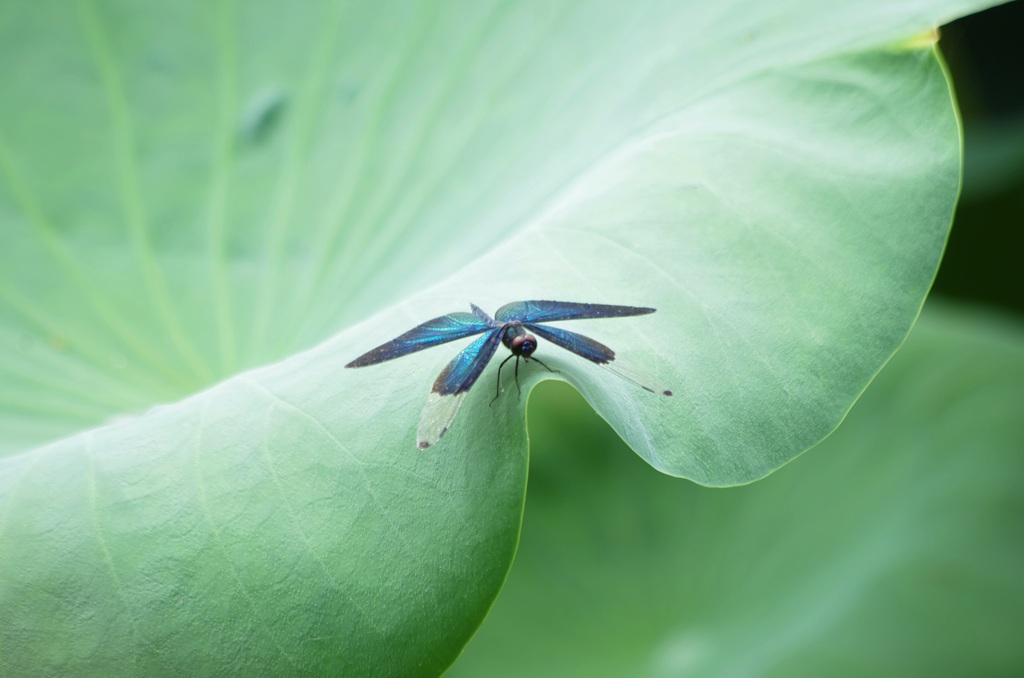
[346,300,672,448]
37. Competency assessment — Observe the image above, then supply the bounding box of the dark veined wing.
[525,323,672,397]
[495,300,655,324]
[417,328,505,449]
[431,328,504,395]
[346,311,493,367]
[524,323,615,363]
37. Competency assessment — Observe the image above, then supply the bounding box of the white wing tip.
[416,392,464,449]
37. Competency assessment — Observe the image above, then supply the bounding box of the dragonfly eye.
[510,334,537,357]
[518,335,538,357]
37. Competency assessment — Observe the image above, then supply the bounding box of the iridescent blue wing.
[524,322,615,363]
[346,311,493,367]
[495,300,655,324]
[525,323,672,396]
[431,328,505,395]
[417,328,505,449]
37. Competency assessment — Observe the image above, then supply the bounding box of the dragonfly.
[346,300,672,449]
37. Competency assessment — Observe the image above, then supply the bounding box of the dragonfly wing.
[598,360,674,397]
[416,391,467,449]
[524,323,615,363]
[346,311,492,367]
[432,328,505,395]
[470,303,495,324]
[495,300,655,323]
[526,323,672,396]
[417,328,505,448]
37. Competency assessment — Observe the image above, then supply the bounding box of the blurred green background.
[935,0,1024,316]
[448,2,1024,675]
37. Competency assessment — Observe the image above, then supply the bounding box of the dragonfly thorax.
[502,324,537,358]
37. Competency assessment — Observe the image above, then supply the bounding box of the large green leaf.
[449,303,1024,677]
[0,369,527,675]
[0,1,991,472]
[0,0,1001,674]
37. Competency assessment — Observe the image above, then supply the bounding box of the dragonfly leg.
[530,356,559,374]
[491,354,515,406]
[514,355,522,399]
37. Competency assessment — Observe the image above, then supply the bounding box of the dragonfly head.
[510,333,537,358]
